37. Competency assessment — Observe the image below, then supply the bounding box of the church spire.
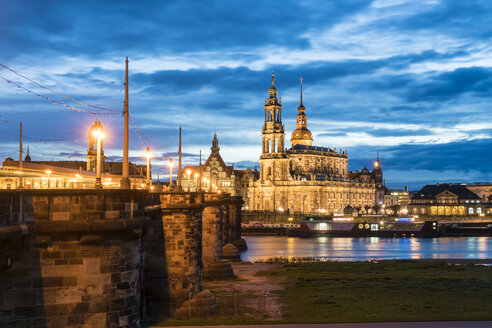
[291,77,313,147]
[268,71,278,101]
[211,132,220,154]
[24,144,31,162]
[300,77,303,107]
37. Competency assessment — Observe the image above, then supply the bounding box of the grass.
[257,261,492,323]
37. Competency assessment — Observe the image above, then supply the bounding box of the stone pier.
[201,193,234,280]
[0,190,150,328]
[155,192,210,318]
[230,196,247,251]
[0,189,245,325]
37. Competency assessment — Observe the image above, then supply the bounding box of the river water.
[241,235,492,261]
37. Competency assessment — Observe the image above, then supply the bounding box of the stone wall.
[0,190,150,328]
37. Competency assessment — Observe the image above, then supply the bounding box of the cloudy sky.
[0,0,491,188]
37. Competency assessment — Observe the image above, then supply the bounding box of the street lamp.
[92,129,105,189]
[169,158,174,189]
[145,147,152,189]
[194,173,199,192]
[45,170,52,189]
[186,169,191,192]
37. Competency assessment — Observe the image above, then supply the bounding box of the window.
[468,207,474,215]
[477,207,482,214]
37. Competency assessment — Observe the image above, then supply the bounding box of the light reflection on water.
[241,236,492,261]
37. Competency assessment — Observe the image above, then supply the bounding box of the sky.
[0,0,491,189]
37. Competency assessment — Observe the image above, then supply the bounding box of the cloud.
[1,0,492,188]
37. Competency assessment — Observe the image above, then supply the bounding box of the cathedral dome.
[291,128,313,146]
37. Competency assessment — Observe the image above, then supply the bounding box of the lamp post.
[92,129,105,189]
[45,170,52,189]
[186,169,191,192]
[145,147,151,189]
[169,158,174,189]
[194,173,199,192]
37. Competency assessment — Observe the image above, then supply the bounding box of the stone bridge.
[0,189,245,327]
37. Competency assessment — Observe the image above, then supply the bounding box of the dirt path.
[203,263,284,320]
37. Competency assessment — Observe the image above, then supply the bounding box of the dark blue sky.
[0,0,491,188]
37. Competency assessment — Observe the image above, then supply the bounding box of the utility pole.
[198,149,202,191]
[177,127,182,190]
[19,122,24,222]
[19,122,23,189]
[121,57,130,189]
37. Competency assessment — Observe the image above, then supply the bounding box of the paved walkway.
[159,322,492,328]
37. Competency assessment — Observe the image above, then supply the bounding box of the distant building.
[409,183,485,216]
[389,187,411,206]
[464,183,492,202]
[181,134,259,202]
[0,119,148,189]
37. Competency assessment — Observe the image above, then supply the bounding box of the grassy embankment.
[152,261,492,326]
[258,261,492,323]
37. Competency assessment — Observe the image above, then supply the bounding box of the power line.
[0,63,121,113]
[0,64,171,162]
[0,75,121,116]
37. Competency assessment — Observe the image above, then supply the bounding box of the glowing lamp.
[145,148,152,160]
[92,129,105,139]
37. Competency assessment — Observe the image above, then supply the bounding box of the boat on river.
[287,219,441,238]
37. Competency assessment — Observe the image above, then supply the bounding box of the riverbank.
[258,261,492,324]
[150,260,492,326]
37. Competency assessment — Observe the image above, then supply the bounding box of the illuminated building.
[409,183,485,216]
[0,119,148,189]
[248,74,384,215]
[181,133,259,199]
[464,183,492,202]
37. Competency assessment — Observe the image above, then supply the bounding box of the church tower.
[259,73,288,182]
[291,78,313,147]
[372,152,383,187]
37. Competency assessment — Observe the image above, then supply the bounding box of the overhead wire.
[0,64,172,162]
[0,63,121,113]
[0,76,121,116]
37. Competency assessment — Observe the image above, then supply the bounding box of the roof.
[288,144,348,157]
[203,152,233,175]
[234,168,260,179]
[411,184,481,200]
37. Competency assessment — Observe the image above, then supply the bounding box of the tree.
[372,204,381,214]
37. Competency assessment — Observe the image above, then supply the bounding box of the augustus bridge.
[0,189,245,327]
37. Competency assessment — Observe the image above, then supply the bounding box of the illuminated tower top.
[291,78,313,147]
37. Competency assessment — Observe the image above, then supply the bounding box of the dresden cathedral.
[247,74,386,214]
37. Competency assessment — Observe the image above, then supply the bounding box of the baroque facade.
[247,74,383,215]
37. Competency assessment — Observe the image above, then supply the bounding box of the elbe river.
[241,235,492,261]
